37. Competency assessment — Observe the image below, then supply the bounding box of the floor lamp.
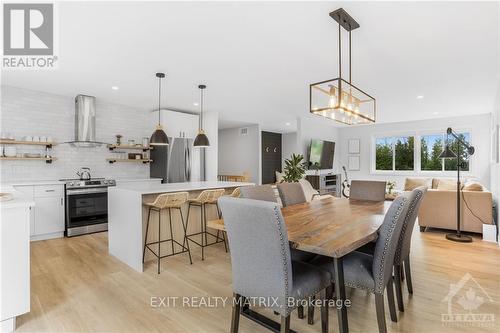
[439,127,475,243]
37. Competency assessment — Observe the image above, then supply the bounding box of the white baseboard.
[30,232,64,242]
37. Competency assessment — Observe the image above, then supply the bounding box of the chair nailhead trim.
[375,197,407,294]
[394,190,423,262]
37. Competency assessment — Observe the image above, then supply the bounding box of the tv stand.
[306,173,341,197]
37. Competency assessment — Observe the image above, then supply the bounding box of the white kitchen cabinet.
[1,193,33,332]
[34,196,65,236]
[13,184,65,241]
[151,109,199,139]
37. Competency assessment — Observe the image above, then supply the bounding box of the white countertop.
[0,186,35,208]
[1,180,65,186]
[110,181,254,195]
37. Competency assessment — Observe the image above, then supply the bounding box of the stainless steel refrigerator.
[150,137,204,183]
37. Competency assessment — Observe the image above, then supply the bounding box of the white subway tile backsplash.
[1,85,152,182]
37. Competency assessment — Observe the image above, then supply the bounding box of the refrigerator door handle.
[185,146,191,181]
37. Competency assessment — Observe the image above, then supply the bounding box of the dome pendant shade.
[150,72,169,145]
[439,145,457,159]
[194,130,210,147]
[194,84,210,147]
[150,124,169,146]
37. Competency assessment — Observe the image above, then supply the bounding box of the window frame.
[370,128,473,176]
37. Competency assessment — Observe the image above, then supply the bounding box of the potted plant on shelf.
[282,153,307,183]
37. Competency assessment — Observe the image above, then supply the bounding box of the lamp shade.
[150,125,169,146]
[439,145,457,159]
[194,130,210,147]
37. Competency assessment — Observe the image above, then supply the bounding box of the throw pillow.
[404,178,431,191]
[463,181,483,192]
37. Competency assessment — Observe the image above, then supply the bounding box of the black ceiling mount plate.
[329,8,360,31]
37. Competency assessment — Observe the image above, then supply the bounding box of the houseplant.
[282,153,307,182]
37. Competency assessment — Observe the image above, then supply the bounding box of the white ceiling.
[2,1,498,132]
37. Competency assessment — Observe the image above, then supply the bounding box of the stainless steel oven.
[62,178,115,237]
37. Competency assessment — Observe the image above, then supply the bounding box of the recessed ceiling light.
[285,122,291,126]
[193,102,199,106]
[416,95,424,99]
[111,86,119,90]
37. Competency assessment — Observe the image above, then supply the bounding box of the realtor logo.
[441,273,494,328]
[2,2,58,69]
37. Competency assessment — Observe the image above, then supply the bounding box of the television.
[308,139,335,169]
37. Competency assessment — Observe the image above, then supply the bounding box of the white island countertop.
[111,181,254,195]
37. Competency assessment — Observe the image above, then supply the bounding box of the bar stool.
[142,192,192,274]
[228,187,241,198]
[185,189,227,260]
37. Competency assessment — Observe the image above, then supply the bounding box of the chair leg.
[419,226,425,232]
[321,286,332,333]
[297,305,304,319]
[374,293,387,333]
[157,209,161,274]
[142,207,151,263]
[386,279,398,322]
[280,315,290,333]
[200,204,205,261]
[184,204,191,249]
[222,231,228,253]
[231,293,241,333]
[168,208,174,255]
[203,204,208,248]
[307,295,315,325]
[179,208,192,265]
[404,256,413,294]
[394,265,404,312]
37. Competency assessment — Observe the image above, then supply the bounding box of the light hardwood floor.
[18,227,500,332]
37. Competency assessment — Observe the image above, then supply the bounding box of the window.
[373,131,471,173]
[421,134,444,171]
[375,136,415,171]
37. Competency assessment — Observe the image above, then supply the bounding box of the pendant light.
[309,8,376,125]
[194,84,210,147]
[150,72,169,146]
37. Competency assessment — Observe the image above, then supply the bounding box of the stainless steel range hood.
[66,95,106,147]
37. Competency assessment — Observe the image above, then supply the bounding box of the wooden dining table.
[208,197,391,333]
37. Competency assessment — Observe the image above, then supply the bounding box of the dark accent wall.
[261,131,282,184]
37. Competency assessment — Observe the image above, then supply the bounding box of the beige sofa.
[404,178,493,234]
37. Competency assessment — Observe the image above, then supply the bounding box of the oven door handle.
[66,188,108,195]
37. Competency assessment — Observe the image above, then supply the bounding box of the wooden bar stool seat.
[185,189,227,260]
[142,192,192,274]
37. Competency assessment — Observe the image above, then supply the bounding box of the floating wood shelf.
[0,140,56,148]
[0,157,57,164]
[107,144,152,151]
[106,158,152,164]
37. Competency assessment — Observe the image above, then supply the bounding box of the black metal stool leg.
[200,204,205,261]
[203,203,208,247]
[168,208,174,255]
[157,208,161,274]
[179,207,192,265]
[142,207,151,263]
[184,203,191,250]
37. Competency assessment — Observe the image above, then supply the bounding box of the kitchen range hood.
[66,95,107,147]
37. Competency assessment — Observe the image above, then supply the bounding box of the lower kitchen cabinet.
[34,196,65,236]
[13,184,65,241]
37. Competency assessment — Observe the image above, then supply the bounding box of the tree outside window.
[375,136,414,171]
[444,133,470,171]
[421,134,444,171]
[375,137,393,170]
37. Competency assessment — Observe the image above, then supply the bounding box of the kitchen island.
[108,181,253,272]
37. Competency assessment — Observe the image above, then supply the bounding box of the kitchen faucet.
[76,167,91,181]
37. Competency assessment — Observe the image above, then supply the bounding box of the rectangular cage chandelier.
[310,8,376,125]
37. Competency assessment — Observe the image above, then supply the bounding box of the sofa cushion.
[404,178,431,191]
[463,181,484,191]
[436,179,462,190]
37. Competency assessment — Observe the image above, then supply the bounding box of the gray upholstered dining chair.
[239,185,277,202]
[218,197,332,333]
[349,180,387,201]
[356,186,427,312]
[241,184,315,265]
[277,182,307,207]
[310,192,414,333]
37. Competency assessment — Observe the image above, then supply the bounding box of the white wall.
[218,124,260,184]
[491,2,500,225]
[0,85,152,181]
[297,116,340,174]
[337,114,492,189]
[203,111,219,181]
[282,132,298,167]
